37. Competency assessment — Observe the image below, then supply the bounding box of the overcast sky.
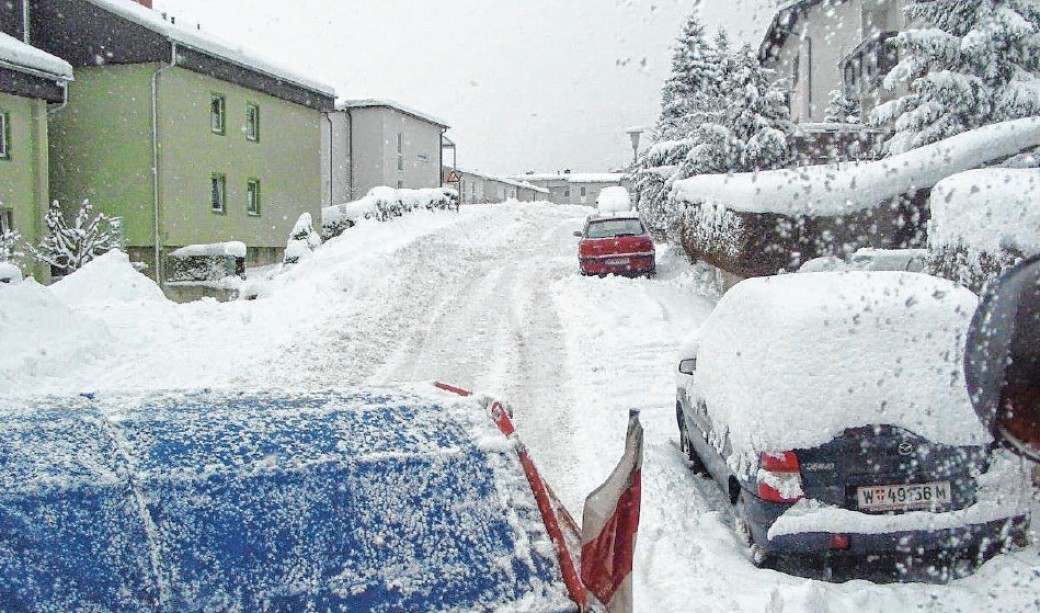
[153,0,776,176]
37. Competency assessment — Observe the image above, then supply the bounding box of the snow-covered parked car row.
[675,271,1031,575]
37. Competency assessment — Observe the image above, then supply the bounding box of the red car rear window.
[585,219,645,239]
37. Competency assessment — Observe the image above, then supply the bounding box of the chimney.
[135,0,153,8]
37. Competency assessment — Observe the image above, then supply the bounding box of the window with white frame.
[0,207,12,234]
[246,179,261,215]
[211,173,226,213]
[396,132,404,171]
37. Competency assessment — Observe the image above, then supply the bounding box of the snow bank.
[51,250,166,306]
[930,169,1040,255]
[170,241,247,258]
[0,31,73,79]
[0,261,22,284]
[596,186,631,213]
[322,186,458,234]
[688,271,987,472]
[673,117,1040,216]
[0,280,114,390]
[928,168,1040,291]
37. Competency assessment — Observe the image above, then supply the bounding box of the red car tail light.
[757,451,804,503]
[828,534,850,550]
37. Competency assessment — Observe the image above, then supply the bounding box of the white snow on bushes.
[673,117,1040,216]
[688,271,987,472]
[323,186,457,229]
[930,168,1040,256]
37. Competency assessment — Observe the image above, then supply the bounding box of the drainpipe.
[21,0,29,44]
[323,112,334,206]
[150,42,177,282]
[346,107,354,200]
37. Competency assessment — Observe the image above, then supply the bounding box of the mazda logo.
[898,442,914,456]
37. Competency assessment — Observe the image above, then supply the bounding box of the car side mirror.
[573,230,582,238]
[965,255,1040,462]
[678,358,697,376]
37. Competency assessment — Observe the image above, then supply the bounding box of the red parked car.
[574,213,656,277]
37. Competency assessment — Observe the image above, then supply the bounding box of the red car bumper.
[579,253,655,276]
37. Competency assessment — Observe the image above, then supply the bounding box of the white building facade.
[323,100,449,206]
[511,173,625,206]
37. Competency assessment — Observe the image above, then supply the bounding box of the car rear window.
[586,218,645,239]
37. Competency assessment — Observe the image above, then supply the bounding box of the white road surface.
[3,202,1039,612]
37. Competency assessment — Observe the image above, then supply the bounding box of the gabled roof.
[0,31,72,80]
[337,98,450,129]
[82,0,334,98]
[455,167,549,193]
[758,0,821,63]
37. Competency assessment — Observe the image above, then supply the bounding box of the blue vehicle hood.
[0,387,575,612]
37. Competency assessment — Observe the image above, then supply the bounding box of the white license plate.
[856,481,951,511]
[605,257,629,266]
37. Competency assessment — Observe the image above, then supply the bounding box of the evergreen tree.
[824,88,861,124]
[30,199,121,274]
[653,11,721,163]
[873,0,1040,154]
[0,228,20,264]
[693,43,792,173]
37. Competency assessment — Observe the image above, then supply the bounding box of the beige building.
[450,168,548,204]
[512,172,625,206]
[760,0,909,122]
[323,100,449,205]
[759,0,909,161]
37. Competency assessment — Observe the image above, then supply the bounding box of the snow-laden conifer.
[874,0,1040,154]
[825,88,862,124]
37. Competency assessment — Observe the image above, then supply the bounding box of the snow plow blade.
[0,387,580,612]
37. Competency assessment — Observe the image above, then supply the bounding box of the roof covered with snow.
[0,31,73,80]
[674,118,1040,217]
[458,167,550,193]
[84,0,334,96]
[0,386,572,611]
[930,168,1040,256]
[686,271,988,466]
[337,98,449,128]
[512,172,625,184]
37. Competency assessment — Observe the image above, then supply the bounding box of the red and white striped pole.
[580,410,643,613]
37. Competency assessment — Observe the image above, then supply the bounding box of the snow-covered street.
[3,201,1040,612]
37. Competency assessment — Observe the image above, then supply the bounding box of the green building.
[0,20,72,282]
[30,0,335,281]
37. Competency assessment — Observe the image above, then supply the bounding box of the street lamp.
[625,126,644,165]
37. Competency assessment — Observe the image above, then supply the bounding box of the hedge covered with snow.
[322,187,459,239]
[671,118,1040,277]
[928,168,1040,292]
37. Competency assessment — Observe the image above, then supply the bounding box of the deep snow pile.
[929,168,1040,290]
[50,250,167,305]
[687,272,986,471]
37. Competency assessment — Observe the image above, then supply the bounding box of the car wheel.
[677,406,706,474]
[734,493,772,569]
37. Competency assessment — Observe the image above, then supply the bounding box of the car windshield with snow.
[675,272,1031,577]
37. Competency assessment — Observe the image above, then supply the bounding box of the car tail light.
[829,534,850,550]
[757,451,804,503]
